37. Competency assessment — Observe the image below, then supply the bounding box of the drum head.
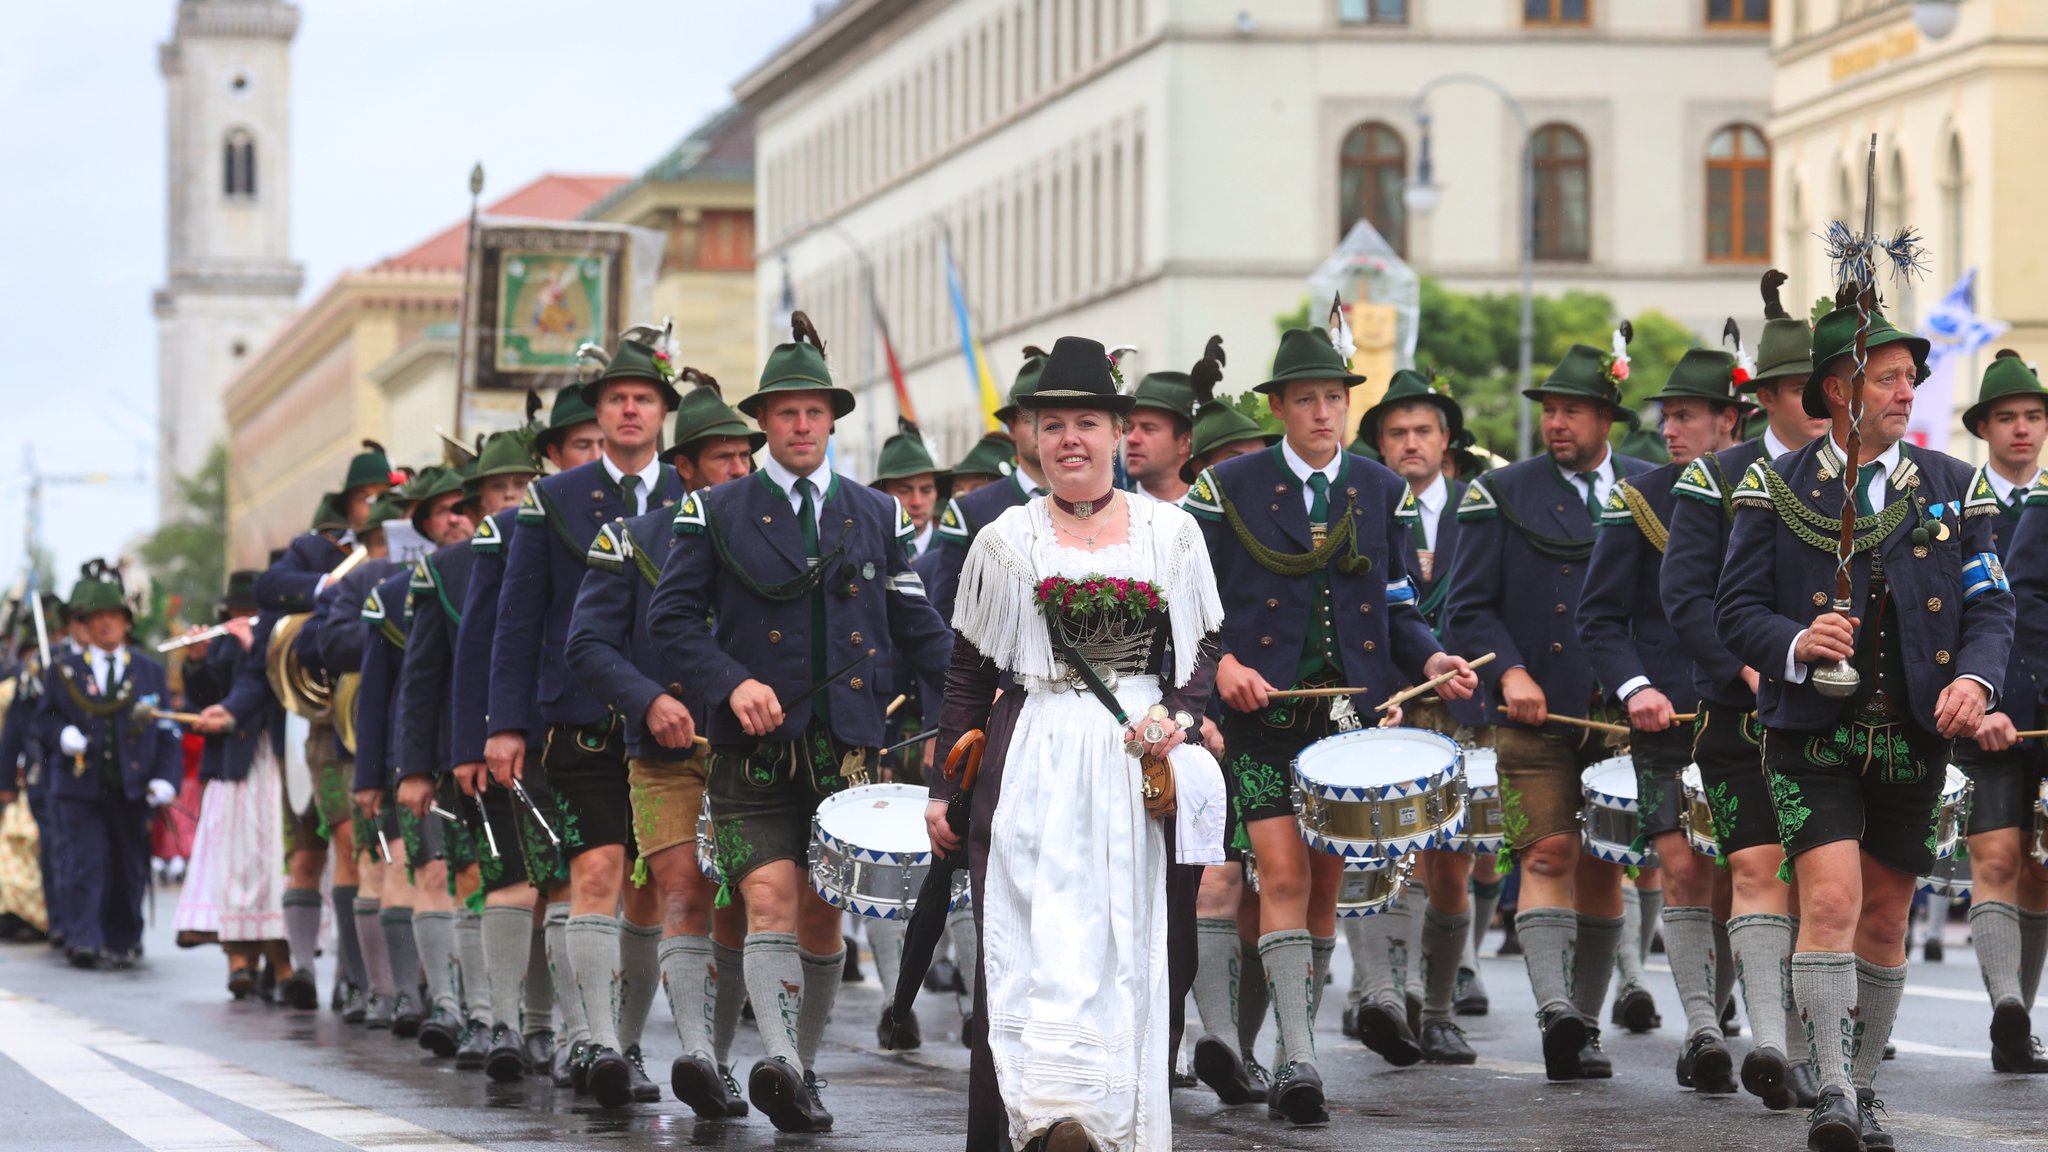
[1582,756,1638,802]
[1680,763,1703,792]
[1295,728,1460,796]
[814,783,932,857]
[1463,748,1498,791]
[1942,763,1969,801]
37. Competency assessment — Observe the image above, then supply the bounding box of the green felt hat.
[1802,293,1931,419]
[1965,350,2048,437]
[950,432,1016,480]
[1256,327,1365,395]
[468,429,543,484]
[1182,406,1279,483]
[579,333,682,410]
[870,418,950,499]
[1448,426,1488,478]
[1130,371,1196,424]
[1754,270,1813,385]
[665,370,764,458]
[740,311,856,419]
[1527,330,1636,427]
[536,385,599,456]
[994,346,1050,424]
[341,440,394,495]
[1017,336,1135,413]
[68,560,128,621]
[310,493,348,533]
[1650,348,1748,408]
[1618,425,1670,465]
[1357,368,1464,448]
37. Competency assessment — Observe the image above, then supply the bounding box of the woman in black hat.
[932,337,1226,1152]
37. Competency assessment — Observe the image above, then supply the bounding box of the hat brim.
[1750,362,1810,386]
[1802,330,1932,419]
[535,420,599,456]
[1015,391,1137,414]
[663,423,768,462]
[736,385,857,420]
[1255,370,1366,395]
[1358,393,1464,451]
[1522,386,1633,424]
[581,373,682,411]
[870,469,954,503]
[1963,392,2048,439]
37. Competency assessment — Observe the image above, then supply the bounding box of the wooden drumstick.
[885,694,908,718]
[2011,729,2048,739]
[1671,712,1698,724]
[1495,707,1628,736]
[1374,652,1497,714]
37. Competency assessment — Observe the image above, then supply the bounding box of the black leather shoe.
[455,1019,491,1070]
[390,992,422,1038]
[330,976,347,1012]
[881,1005,922,1051]
[524,1029,554,1074]
[550,1040,577,1088]
[1577,1027,1613,1080]
[1539,1005,1588,1082]
[1684,1032,1737,1093]
[1266,1062,1328,1128]
[1244,1054,1273,1097]
[1496,924,1523,956]
[1741,1045,1794,1110]
[748,1057,830,1132]
[342,985,367,1024]
[1924,936,1944,963]
[719,1066,750,1117]
[1789,1060,1821,1109]
[1991,999,2035,1072]
[804,1070,837,1130]
[227,967,256,1001]
[485,1023,529,1082]
[925,957,962,993]
[1454,967,1489,1016]
[1856,1089,1894,1150]
[1612,985,1658,1034]
[570,1040,596,1094]
[1191,1036,1256,1104]
[281,970,319,1011]
[1339,1006,1363,1041]
[1990,1033,2048,1073]
[1419,1020,1478,1064]
[1356,1000,1422,1067]
[672,1052,746,1119]
[622,1045,661,1102]
[1804,1086,1861,1152]
[1169,1069,1197,1090]
[585,1044,634,1108]
[418,1006,461,1057]
[1406,991,1423,1037]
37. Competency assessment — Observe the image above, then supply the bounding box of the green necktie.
[1577,471,1601,521]
[798,477,827,724]
[1306,472,1330,526]
[621,473,642,516]
[1855,462,1883,518]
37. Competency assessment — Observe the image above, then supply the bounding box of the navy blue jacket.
[928,473,1037,626]
[648,470,956,747]
[1443,450,1655,730]
[1402,478,1485,729]
[1661,439,1771,709]
[1963,468,2041,739]
[307,558,395,679]
[38,647,182,802]
[489,461,685,738]
[255,531,350,614]
[183,635,240,783]
[217,614,288,783]
[353,567,415,791]
[1719,439,2014,733]
[395,542,474,781]
[453,509,515,762]
[1578,462,1699,712]
[1186,445,1440,710]
[567,509,694,761]
[0,661,51,791]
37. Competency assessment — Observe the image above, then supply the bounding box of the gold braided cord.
[1618,483,1669,554]
[57,665,132,720]
[1219,489,1361,577]
[1757,465,1909,554]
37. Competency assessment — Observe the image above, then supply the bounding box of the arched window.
[1531,123,1590,261]
[1705,123,1769,262]
[223,128,256,198]
[1338,121,1407,252]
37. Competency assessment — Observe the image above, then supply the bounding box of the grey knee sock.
[1571,912,1625,1019]
[331,886,365,990]
[1358,901,1408,1010]
[1341,917,1371,1009]
[744,933,804,1066]
[1713,917,1736,1019]
[457,910,489,1022]
[618,920,661,1050]
[482,907,532,1033]
[356,897,394,997]
[660,934,716,1060]
[1421,902,1472,1027]
[1193,918,1241,1040]
[1516,908,1579,1016]
[797,947,844,1072]
[1403,881,1429,1002]
[947,904,980,1002]
[1791,951,1858,1094]
[414,910,461,1014]
[1637,886,1664,963]
[1615,890,1647,990]
[380,906,419,995]
[566,914,622,1051]
[1785,917,1806,1063]
[524,923,552,1037]
[546,902,589,1045]
[868,918,907,1006]
[1237,939,1269,1055]
[1259,930,1317,1071]
[1662,906,1721,1039]
[282,888,323,977]
[713,940,747,1066]
[1971,901,2025,1007]
[1727,913,1792,1055]
[1309,934,1337,1023]
[1851,957,1907,1092]
[2021,908,2048,1011]
[1470,873,1505,968]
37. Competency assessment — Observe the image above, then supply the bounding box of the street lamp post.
[1405,74,1536,462]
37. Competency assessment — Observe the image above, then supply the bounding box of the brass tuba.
[264,611,333,722]
[331,672,362,754]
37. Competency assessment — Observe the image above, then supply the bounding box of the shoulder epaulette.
[408,559,433,593]
[1730,460,1774,509]
[1394,487,1420,526]
[892,497,916,542]
[514,483,544,525]
[2026,485,2048,509]
[672,490,708,536]
[935,497,971,542]
[1455,478,1498,522]
[360,587,387,623]
[1964,467,2002,519]
[1183,470,1224,521]
[471,513,503,554]
[1673,458,1723,505]
[1599,484,1631,526]
[587,520,629,573]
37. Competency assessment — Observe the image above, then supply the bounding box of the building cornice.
[1771,43,2048,134]
[223,268,458,422]
[733,0,925,109]
[587,180,755,230]
[174,1,300,42]
[365,331,459,389]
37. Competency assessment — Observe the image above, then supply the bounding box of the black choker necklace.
[1054,491,1114,519]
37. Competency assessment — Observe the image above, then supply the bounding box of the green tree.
[137,442,228,634]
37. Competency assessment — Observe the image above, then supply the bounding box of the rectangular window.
[1337,0,1407,24]
[1526,0,1590,23]
[1706,0,1769,26]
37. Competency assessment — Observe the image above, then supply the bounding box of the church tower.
[155,0,303,517]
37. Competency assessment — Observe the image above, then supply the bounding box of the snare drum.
[1456,748,1504,854]
[1918,852,1973,898]
[1679,763,1720,859]
[2034,780,2047,865]
[1581,756,1659,868]
[696,795,721,883]
[1930,764,1973,863]
[1244,852,1407,917]
[808,783,967,920]
[1293,728,1466,862]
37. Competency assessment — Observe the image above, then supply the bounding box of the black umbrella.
[885,729,984,1050]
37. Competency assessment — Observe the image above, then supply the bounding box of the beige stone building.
[740,0,1781,470]
[1769,0,2048,457]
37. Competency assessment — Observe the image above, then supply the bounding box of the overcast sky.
[0,0,816,598]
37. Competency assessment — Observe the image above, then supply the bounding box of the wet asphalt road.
[1,902,2044,1152]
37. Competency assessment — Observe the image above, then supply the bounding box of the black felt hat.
[1016,337,1136,414]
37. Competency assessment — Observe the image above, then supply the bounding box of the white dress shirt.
[1279,439,1342,516]
[1413,473,1449,554]
[1566,450,1617,515]
[88,645,128,695]
[603,454,664,516]
[761,454,835,526]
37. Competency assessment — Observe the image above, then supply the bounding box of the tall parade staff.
[1719,275,2012,1151]
[565,375,759,1116]
[648,313,954,1133]
[1579,346,1748,1092]
[1441,336,1655,1081]
[1186,327,1476,1127]
[1660,271,1829,1111]
[1346,368,1487,1065]
[1956,351,2048,1073]
[486,334,685,1109]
